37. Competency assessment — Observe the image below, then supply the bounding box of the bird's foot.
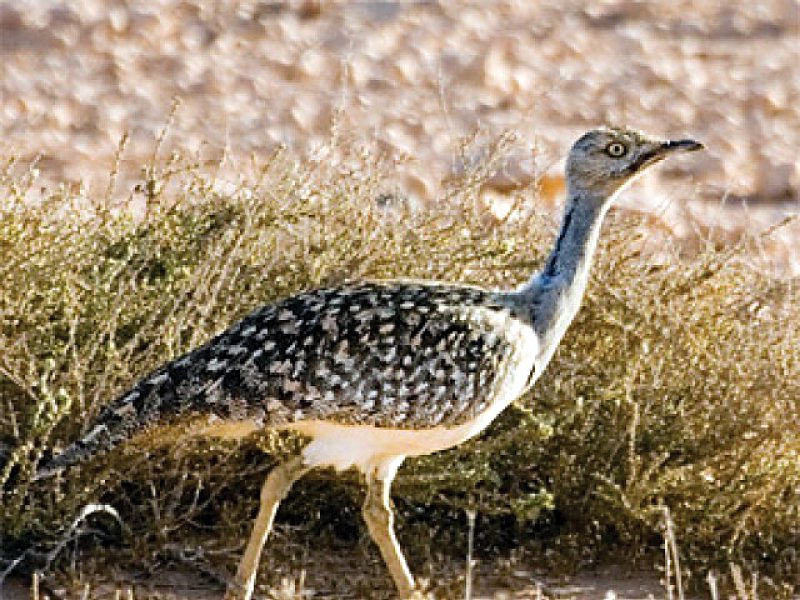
[222,580,252,600]
[400,578,436,600]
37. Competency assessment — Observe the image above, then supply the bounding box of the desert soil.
[1,561,687,600]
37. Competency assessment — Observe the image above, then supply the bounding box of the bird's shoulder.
[240,279,528,349]
[150,280,535,388]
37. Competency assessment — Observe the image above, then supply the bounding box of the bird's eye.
[606,142,627,157]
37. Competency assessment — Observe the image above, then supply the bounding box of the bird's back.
[38,281,539,477]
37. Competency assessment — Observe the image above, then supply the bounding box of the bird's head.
[565,127,703,200]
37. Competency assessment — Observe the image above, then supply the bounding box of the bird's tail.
[34,335,235,481]
[33,373,176,480]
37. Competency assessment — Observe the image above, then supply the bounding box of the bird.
[28,127,702,599]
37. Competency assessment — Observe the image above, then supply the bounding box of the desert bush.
[0,134,797,595]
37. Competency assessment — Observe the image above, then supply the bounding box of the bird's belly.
[284,418,481,472]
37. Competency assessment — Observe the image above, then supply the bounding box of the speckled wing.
[37,281,537,477]
[210,281,537,428]
[119,281,537,430]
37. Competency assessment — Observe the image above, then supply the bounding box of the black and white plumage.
[31,127,703,599]
[40,282,536,477]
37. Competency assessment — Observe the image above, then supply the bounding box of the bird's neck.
[520,189,612,354]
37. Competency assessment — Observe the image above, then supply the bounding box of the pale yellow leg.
[224,456,309,600]
[362,458,415,598]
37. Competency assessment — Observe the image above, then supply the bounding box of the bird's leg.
[362,458,415,598]
[224,455,309,600]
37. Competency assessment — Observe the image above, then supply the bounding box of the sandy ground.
[0,0,798,195]
[1,0,799,271]
[1,564,685,600]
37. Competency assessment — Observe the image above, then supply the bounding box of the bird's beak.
[629,138,704,173]
[660,139,705,154]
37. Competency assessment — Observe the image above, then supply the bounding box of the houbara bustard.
[24,128,702,599]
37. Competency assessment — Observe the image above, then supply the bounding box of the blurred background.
[1,4,799,597]
[1,0,798,264]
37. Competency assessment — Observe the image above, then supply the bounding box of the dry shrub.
[0,134,797,594]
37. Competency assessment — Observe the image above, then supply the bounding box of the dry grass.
[0,132,797,598]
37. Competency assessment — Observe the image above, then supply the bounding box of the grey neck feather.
[512,187,613,358]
